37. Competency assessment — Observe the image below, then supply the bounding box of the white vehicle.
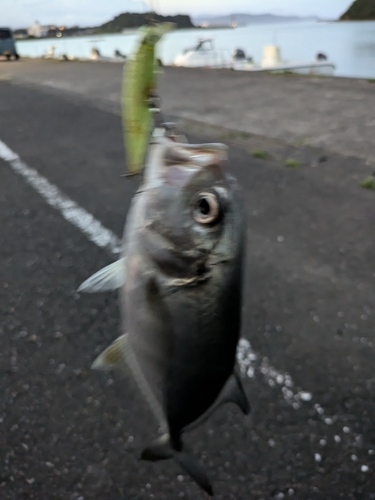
[173,38,232,68]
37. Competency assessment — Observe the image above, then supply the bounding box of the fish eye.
[193,191,221,225]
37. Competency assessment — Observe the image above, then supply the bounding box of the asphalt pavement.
[2,59,375,161]
[0,64,374,500]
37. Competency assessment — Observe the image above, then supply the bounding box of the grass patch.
[294,136,307,146]
[223,131,251,140]
[368,78,375,84]
[238,131,251,139]
[285,158,301,168]
[225,132,238,140]
[252,149,271,160]
[360,176,375,190]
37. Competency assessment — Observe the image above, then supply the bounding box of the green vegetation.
[360,176,375,190]
[238,131,251,139]
[340,0,375,21]
[94,12,194,34]
[225,132,239,140]
[285,158,301,168]
[253,149,271,159]
[223,131,251,140]
[294,137,307,145]
[368,78,375,83]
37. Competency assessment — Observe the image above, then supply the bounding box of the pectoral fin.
[77,258,126,293]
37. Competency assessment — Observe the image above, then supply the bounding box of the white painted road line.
[236,340,370,471]
[237,338,313,409]
[0,139,122,255]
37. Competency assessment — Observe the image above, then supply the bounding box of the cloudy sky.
[4,0,353,29]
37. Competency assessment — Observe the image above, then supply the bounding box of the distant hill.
[94,12,195,33]
[193,13,318,27]
[339,0,375,20]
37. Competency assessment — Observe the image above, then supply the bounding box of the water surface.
[16,21,375,79]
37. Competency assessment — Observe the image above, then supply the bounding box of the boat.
[173,38,232,68]
[173,39,335,75]
[232,45,335,75]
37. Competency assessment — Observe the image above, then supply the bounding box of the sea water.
[16,20,375,79]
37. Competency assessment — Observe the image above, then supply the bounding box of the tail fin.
[141,434,214,496]
[175,451,214,496]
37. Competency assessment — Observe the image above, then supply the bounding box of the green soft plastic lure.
[122,23,175,174]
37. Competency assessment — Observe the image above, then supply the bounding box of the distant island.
[94,12,195,33]
[14,12,196,40]
[193,13,318,27]
[340,0,375,20]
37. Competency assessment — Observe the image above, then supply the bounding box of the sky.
[3,0,353,29]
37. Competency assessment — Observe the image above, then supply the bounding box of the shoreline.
[12,55,375,84]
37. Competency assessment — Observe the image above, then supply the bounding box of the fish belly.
[164,283,241,448]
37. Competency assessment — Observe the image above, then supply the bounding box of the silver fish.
[84,137,249,496]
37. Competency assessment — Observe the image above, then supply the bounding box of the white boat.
[232,45,335,75]
[173,39,232,68]
[173,39,335,76]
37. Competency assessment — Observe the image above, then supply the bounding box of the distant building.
[27,21,48,38]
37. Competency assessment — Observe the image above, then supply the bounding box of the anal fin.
[227,371,251,415]
[92,333,167,432]
[78,258,126,293]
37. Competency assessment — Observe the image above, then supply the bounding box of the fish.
[82,136,250,496]
[122,23,175,174]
